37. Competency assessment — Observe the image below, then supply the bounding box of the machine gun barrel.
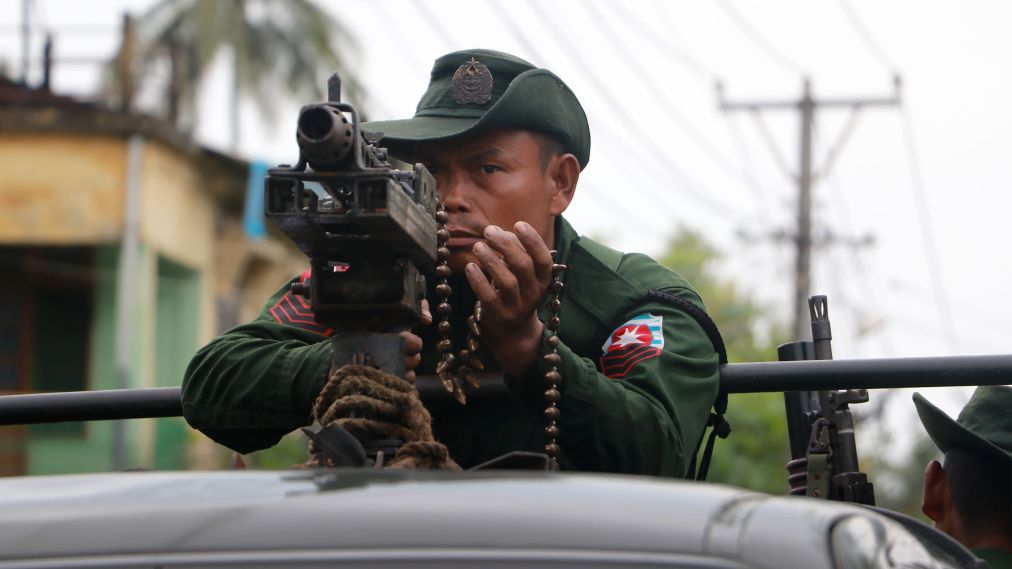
[295,104,356,170]
[2,355,1010,425]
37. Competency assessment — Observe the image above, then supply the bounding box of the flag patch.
[599,313,664,378]
[269,270,333,336]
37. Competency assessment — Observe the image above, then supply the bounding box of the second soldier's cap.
[913,385,1012,464]
[362,49,591,169]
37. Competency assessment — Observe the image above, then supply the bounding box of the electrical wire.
[884,274,1010,337]
[512,0,750,221]
[375,0,678,237]
[817,106,864,181]
[714,0,808,76]
[577,179,672,238]
[482,0,741,226]
[583,0,768,194]
[722,112,775,221]
[370,1,430,73]
[897,107,960,354]
[886,314,1000,354]
[818,241,861,356]
[749,110,796,184]
[599,0,714,82]
[407,0,455,51]
[836,0,899,73]
[811,119,897,357]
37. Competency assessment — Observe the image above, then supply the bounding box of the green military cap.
[363,48,591,169]
[913,386,1012,464]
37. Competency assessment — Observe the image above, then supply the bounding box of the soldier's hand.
[465,221,552,377]
[399,299,431,384]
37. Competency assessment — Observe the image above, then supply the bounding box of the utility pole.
[719,78,900,341]
[21,0,31,85]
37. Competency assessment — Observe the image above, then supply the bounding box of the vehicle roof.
[0,470,962,569]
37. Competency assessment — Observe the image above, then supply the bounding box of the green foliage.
[201,430,311,470]
[707,393,792,494]
[658,228,791,494]
[657,230,785,364]
[245,430,313,470]
[858,413,938,520]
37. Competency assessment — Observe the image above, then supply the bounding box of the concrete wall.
[9,133,213,474]
[4,129,306,474]
[0,134,126,244]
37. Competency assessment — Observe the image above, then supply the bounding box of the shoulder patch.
[599,313,664,379]
[269,271,333,336]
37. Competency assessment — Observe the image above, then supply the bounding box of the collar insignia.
[452,57,493,105]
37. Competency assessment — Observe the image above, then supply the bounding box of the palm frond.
[106,0,364,144]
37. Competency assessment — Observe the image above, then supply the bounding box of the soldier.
[914,386,1012,569]
[182,49,721,475]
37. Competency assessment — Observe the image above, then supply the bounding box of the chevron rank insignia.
[599,313,664,379]
[269,270,333,336]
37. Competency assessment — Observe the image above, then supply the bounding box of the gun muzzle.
[296,104,355,170]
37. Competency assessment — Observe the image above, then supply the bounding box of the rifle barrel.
[1,355,1009,425]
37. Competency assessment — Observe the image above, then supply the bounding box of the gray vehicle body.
[0,469,980,569]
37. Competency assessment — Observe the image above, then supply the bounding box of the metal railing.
[1,354,1009,426]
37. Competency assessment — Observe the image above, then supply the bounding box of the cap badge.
[452,57,493,105]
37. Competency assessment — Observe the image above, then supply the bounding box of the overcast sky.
[2,0,1008,418]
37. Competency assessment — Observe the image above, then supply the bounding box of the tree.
[658,228,792,494]
[126,0,361,150]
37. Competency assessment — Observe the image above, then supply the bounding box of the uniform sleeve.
[181,280,332,454]
[506,286,719,477]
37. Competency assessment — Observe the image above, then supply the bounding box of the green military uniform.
[182,48,720,475]
[974,549,1012,569]
[183,216,719,475]
[914,386,1012,568]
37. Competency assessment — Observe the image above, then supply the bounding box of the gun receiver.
[784,295,876,504]
[264,75,438,333]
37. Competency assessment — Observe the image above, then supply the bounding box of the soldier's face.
[416,129,577,272]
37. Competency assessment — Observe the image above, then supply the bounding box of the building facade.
[0,80,304,475]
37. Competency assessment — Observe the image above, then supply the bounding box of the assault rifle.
[783,296,875,504]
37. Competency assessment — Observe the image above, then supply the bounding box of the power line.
[482,0,738,223]
[897,107,960,354]
[577,179,672,238]
[403,1,684,234]
[370,1,429,73]
[583,0,768,194]
[484,0,745,229]
[714,0,808,76]
[597,0,714,82]
[816,106,863,180]
[812,121,896,357]
[748,108,797,184]
[885,275,1012,336]
[407,0,455,51]
[721,112,776,221]
[511,0,749,220]
[837,0,899,73]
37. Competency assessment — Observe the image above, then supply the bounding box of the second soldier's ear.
[921,459,947,524]
[548,153,579,216]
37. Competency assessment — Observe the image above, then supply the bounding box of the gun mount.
[264,74,438,334]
